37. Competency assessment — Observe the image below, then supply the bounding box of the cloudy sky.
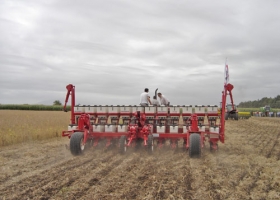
[0,0,279,106]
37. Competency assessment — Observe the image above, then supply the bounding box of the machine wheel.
[70,132,85,156]
[147,135,154,154]
[189,133,201,158]
[119,135,127,154]
[225,113,229,120]
[234,113,239,120]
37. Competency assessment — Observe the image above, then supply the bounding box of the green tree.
[53,100,62,106]
[238,95,280,108]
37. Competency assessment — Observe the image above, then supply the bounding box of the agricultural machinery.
[223,104,252,120]
[260,105,271,117]
[225,103,238,120]
[62,66,235,158]
[237,111,251,119]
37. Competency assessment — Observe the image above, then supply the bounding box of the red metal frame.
[220,82,234,143]
[62,64,234,154]
[126,111,152,147]
[63,84,75,124]
[62,88,129,147]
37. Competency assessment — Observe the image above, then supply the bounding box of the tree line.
[238,95,280,108]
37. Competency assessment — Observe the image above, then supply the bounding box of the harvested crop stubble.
[1,114,280,199]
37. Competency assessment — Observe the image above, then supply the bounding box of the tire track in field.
[233,119,278,158]
[27,151,117,200]
[245,166,264,197]
[85,153,149,200]
[1,151,107,198]
[82,149,194,200]
[0,140,69,187]
[229,169,248,188]
[195,147,256,199]
[80,154,141,199]
[227,165,264,199]
[179,162,194,199]
[258,136,273,156]
[265,132,280,158]
[93,151,161,199]
[0,156,92,195]
[0,151,116,199]
[152,153,194,200]
[53,153,126,200]
[270,129,280,160]
[195,156,224,200]
[119,156,154,200]
[257,129,279,158]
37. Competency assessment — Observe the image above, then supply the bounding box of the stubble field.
[0,110,280,199]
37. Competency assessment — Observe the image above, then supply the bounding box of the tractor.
[225,104,238,120]
[260,105,271,117]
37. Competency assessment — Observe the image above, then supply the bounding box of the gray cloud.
[0,0,280,106]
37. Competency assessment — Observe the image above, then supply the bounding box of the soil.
[1,117,280,200]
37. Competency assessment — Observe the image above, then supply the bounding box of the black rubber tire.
[234,113,239,120]
[119,135,127,154]
[189,133,201,158]
[147,135,154,154]
[70,132,85,156]
[225,113,229,120]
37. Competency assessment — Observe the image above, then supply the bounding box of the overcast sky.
[0,0,280,106]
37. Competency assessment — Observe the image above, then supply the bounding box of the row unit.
[68,124,220,134]
[74,105,219,115]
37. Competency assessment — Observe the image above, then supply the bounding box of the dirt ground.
[1,117,280,200]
